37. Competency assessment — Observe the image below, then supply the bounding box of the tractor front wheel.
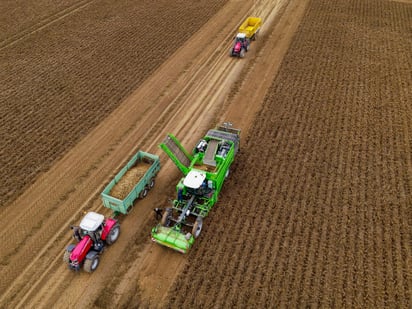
[106,224,120,245]
[192,217,203,238]
[84,256,99,273]
[63,250,71,263]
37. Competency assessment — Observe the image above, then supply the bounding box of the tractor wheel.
[192,217,203,238]
[139,187,149,199]
[106,224,120,245]
[246,44,250,52]
[63,250,71,263]
[149,178,155,189]
[160,208,172,226]
[84,255,99,273]
[240,49,245,58]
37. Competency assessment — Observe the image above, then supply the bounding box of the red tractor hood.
[234,42,242,52]
[70,235,92,262]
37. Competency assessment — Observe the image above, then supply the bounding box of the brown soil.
[0,0,411,308]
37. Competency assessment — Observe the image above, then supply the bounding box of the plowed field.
[0,0,227,208]
[167,0,412,307]
[1,0,411,308]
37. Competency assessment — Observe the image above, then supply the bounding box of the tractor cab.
[64,212,120,272]
[79,212,104,235]
[235,32,247,43]
[231,33,250,57]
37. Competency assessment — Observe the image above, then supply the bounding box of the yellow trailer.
[238,16,262,40]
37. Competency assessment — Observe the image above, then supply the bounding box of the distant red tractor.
[230,17,262,58]
[230,33,250,58]
[63,212,120,272]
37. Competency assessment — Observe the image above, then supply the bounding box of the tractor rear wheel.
[192,217,203,238]
[240,49,245,58]
[84,255,99,273]
[63,250,71,263]
[161,208,172,226]
[140,187,149,199]
[106,224,120,245]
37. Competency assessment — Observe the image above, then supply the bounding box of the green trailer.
[151,123,240,253]
[101,151,160,215]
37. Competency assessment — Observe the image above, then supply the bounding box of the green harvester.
[151,123,241,253]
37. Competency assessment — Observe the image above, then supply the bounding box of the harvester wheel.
[63,250,71,263]
[140,187,149,199]
[192,217,203,238]
[149,178,155,189]
[225,169,230,179]
[84,256,99,273]
[161,208,172,226]
[106,224,120,245]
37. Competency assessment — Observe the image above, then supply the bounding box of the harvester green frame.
[151,123,240,253]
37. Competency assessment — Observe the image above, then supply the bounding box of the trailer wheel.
[161,208,172,226]
[140,187,149,199]
[84,256,99,273]
[255,30,260,40]
[105,224,120,245]
[192,217,203,238]
[63,250,71,263]
[149,178,155,189]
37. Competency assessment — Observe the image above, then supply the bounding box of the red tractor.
[63,212,120,272]
[230,33,250,58]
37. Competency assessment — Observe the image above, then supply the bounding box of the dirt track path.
[0,0,305,308]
